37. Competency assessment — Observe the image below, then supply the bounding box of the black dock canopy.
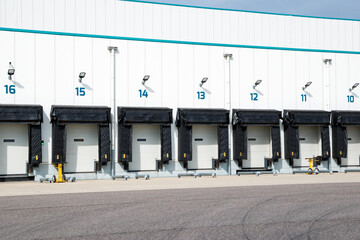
[283,110,331,161]
[50,105,110,124]
[232,109,281,163]
[50,105,111,167]
[332,111,360,159]
[0,104,42,124]
[176,108,230,166]
[118,107,173,166]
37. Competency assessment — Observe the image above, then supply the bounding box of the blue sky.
[130,0,360,20]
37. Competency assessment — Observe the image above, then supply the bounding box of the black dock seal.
[176,108,229,169]
[232,109,282,167]
[283,110,331,165]
[0,104,43,169]
[117,107,173,170]
[331,111,360,164]
[50,105,111,170]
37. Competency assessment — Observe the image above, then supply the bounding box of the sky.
[132,0,360,20]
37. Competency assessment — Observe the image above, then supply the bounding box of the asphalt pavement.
[1,182,360,239]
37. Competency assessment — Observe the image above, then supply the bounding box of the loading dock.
[176,108,229,170]
[50,106,111,174]
[118,107,173,171]
[332,111,360,167]
[0,105,43,179]
[283,110,330,168]
[232,110,281,170]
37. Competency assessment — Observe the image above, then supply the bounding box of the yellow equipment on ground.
[54,163,66,183]
[306,157,320,175]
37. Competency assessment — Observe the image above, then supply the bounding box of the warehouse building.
[0,0,360,180]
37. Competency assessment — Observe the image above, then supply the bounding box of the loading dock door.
[130,125,160,171]
[189,125,218,169]
[0,124,28,175]
[65,124,98,173]
[243,126,271,168]
[343,126,360,166]
[297,126,320,167]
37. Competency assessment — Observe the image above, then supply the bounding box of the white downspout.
[108,46,118,178]
[224,53,233,175]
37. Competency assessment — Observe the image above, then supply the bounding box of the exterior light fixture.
[350,83,359,92]
[200,77,208,87]
[303,81,312,90]
[79,72,86,82]
[223,53,233,58]
[323,59,332,64]
[8,62,15,80]
[142,75,150,85]
[253,79,262,89]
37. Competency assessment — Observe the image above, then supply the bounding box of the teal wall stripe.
[1,27,360,55]
[121,0,360,22]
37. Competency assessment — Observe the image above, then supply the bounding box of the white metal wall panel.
[74,38,93,105]
[333,54,349,110]
[0,124,28,175]
[75,0,86,33]
[196,8,206,43]
[106,0,116,35]
[238,48,254,108]
[152,5,162,39]
[115,1,125,36]
[343,126,360,166]
[178,44,194,107]
[14,33,35,104]
[133,2,144,38]
[194,46,210,108]
[1,0,360,53]
[0,0,6,27]
[115,40,129,106]
[86,0,96,34]
[253,49,268,109]
[54,0,65,32]
[179,7,189,41]
[189,125,218,170]
[43,0,55,31]
[128,41,145,107]
[268,50,283,109]
[243,126,271,168]
[33,0,44,30]
[65,0,76,33]
[144,42,162,107]
[0,31,15,104]
[296,126,320,167]
[65,124,98,173]
[54,35,74,105]
[162,6,172,40]
[92,38,111,106]
[130,124,160,171]
[213,10,222,44]
[282,51,296,109]
[209,47,226,108]
[170,6,180,40]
